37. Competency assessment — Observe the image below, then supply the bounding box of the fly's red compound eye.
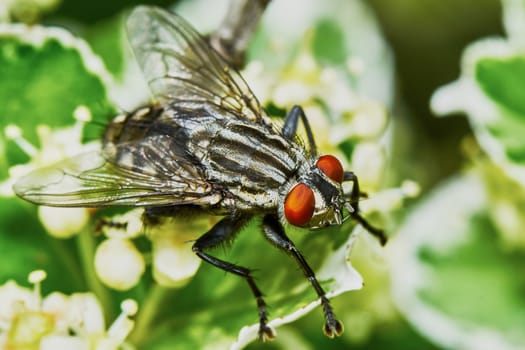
[316,155,344,183]
[284,183,315,226]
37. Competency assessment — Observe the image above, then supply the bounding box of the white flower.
[2,105,97,197]
[3,106,97,238]
[0,270,137,349]
[359,180,421,215]
[330,100,387,143]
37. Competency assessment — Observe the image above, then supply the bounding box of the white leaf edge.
[0,22,114,97]
[430,36,525,187]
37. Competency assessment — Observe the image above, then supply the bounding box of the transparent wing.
[126,5,268,124]
[13,151,221,207]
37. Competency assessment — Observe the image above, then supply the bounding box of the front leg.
[262,214,343,338]
[344,171,388,246]
[192,215,275,341]
[282,105,318,158]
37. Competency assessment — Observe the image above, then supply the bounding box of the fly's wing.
[13,6,266,208]
[126,6,269,125]
[13,148,221,207]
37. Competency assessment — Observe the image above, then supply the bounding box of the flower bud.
[94,238,145,291]
[38,206,89,238]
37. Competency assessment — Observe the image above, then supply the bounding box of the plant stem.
[129,283,170,346]
[49,238,85,290]
[76,227,115,320]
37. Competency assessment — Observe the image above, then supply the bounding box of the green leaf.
[85,14,126,79]
[419,216,525,331]
[474,56,525,162]
[0,24,115,165]
[312,19,347,66]
[392,174,525,349]
[475,56,525,117]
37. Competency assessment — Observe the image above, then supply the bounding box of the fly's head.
[280,155,351,229]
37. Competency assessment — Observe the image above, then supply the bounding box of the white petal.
[40,335,90,350]
[68,293,106,334]
[0,280,33,320]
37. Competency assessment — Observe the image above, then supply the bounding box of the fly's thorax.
[186,117,307,210]
[279,162,344,229]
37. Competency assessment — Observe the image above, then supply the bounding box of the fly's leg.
[192,215,275,341]
[344,171,387,246]
[282,105,317,158]
[262,214,343,338]
[95,217,127,234]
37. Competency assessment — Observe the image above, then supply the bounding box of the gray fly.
[14,5,386,340]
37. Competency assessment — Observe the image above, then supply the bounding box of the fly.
[13,5,387,341]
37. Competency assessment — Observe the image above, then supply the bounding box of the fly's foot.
[257,305,275,341]
[320,296,344,338]
[258,323,276,342]
[323,318,344,338]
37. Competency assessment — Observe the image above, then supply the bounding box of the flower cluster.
[0,270,137,349]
